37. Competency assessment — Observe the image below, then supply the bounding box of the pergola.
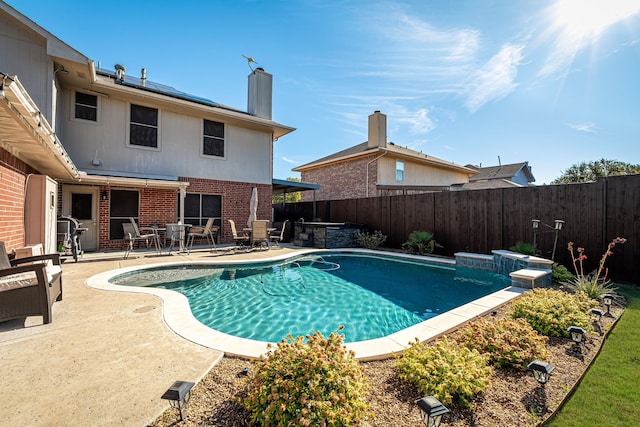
[272,178,320,219]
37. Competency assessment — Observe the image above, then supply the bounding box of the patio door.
[62,186,98,251]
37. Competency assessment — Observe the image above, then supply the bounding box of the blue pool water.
[110,252,509,342]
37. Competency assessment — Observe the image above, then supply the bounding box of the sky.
[7,0,640,185]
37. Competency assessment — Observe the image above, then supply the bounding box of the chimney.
[368,110,387,148]
[247,68,272,120]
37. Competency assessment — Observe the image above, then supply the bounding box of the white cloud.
[463,44,525,112]
[567,122,599,133]
[281,156,299,165]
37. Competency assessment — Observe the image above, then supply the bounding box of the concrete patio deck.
[0,245,300,427]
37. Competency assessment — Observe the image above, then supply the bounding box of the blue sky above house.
[9,0,640,184]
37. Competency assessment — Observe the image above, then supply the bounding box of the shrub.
[402,231,442,255]
[457,318,548,369]
[509,241,536,255]
[552,263,574,283]
[396,337,492,407]
[243,328,370,426]
[509,288,596,338]
[355,230,387,249]
[564,238,626,300]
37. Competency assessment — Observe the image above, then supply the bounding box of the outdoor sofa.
[0,242,63,324]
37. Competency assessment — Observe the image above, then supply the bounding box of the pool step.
[509,268,552,289]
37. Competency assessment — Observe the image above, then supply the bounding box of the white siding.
[0,13,53,120]
[58,89,273,184]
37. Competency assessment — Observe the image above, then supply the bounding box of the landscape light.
[602,294,614,314]
[568,326,586,343]
[416,396,450,427]
[161,380,195,421]
[527,360,555,385]
[589,308,604,322]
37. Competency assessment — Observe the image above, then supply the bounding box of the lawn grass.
[547,284,640,426]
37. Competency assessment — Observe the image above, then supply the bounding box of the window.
[184,193,222,230]
[75,92,97,121]
[203,119,225,157]
[396,160,405,182]
[129,104,158,148]
[109,189,139,240]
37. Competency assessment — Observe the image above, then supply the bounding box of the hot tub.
[293,221,367,248]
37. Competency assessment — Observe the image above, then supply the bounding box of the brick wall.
[184,178,272,243]
[0,148,39,252]
[301,155,378,201]
[97,177,271,248]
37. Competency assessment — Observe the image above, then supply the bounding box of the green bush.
[243,328,370,426]
[355,230,387,249]
[401,231,442,255]
[396,337,492,407]
[457,317,548,369]
[509,288,597,338]
[552,263,574,283]
[509,241,536,255]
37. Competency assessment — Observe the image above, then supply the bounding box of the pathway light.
[527,360,555,385]
[589,308,604,322]
[602,294,614,315]
[416,396,450,427]
[568,326,586,343]
[161,380,195,421]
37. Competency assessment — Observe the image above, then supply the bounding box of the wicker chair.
[0,241,62,324]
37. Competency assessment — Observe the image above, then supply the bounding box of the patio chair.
[228,219,250,248]
[251,220,270,250]
[165,223,183,255]
[269,220,289,248]
[186,218,218,253]
[123,218,161,259]
[0,241,62,324]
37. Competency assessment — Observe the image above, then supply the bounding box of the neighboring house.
[0,1,294,252]
[453,162,536,190]
[293,111,476,201]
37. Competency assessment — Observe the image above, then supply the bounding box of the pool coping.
[85,248,527,360]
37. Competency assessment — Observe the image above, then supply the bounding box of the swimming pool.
[108,251,510,343]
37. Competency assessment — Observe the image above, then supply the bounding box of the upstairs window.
[74,92,97,121]
[203,119,225,157]
[129,104,158,148]
[396,160,405,182]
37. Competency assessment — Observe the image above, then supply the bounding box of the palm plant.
[402,231,442,255]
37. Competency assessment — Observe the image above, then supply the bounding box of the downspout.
[366,152,387,198]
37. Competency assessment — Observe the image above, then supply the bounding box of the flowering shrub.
[396,337,492,407]
[565,237,626,299]
[457,318,548,369]
[355,230,387,249]
[243,328,370,426]
[509,288,596,337]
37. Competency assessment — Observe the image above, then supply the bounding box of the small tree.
[552,159,640,184]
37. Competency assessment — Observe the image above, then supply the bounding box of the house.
[453,162,536,190]
[0,1,294,252]
[293,111,476,201]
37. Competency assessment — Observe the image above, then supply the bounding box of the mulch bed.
[150,298,623,427]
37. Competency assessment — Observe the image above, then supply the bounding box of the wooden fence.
[273,174,639,283]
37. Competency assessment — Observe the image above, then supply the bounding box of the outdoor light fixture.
[589,308,605,322]
[161,380,195,421]
[531,218,564,260]
[568,326,586,343]
[532,219,541,249]
[415,396,450,427]
[602,294,614,314]
[527,360,555,385]
[101,191,108,201]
